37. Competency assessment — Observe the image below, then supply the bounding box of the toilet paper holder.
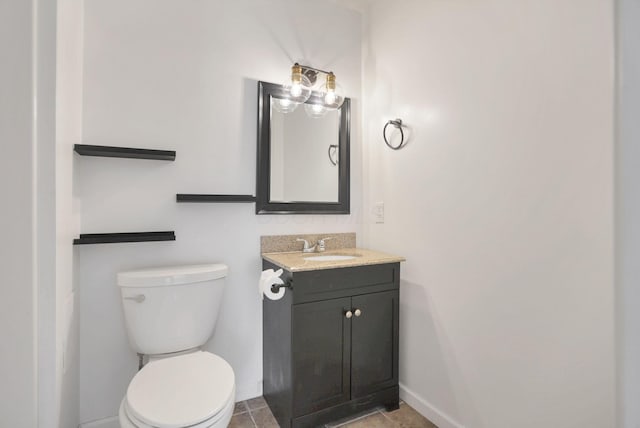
[271,279,293,293]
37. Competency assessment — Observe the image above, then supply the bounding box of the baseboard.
[399,383,465,428]
[78,416,119,428]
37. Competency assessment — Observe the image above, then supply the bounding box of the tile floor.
[230,397,438,428]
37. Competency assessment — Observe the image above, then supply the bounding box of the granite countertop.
[262,247,406,272]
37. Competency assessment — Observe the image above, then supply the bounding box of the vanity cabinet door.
[350,290,399,398]
[292,297,352,417]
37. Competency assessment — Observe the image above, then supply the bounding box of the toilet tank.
[117,264,228,355]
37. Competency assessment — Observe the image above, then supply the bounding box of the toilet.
[117,264,235,428]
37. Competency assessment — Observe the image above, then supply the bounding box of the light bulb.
[325,90,337,105]
[290,83,303,97]
[281,63,312,106]
[272,97,298,113]
[304,102,328,118]
[321,72,344,110]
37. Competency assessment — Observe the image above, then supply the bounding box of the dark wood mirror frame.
[256,81,350,215]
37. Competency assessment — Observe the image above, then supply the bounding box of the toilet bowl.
[119,351,235,428]
[116,264,235,428]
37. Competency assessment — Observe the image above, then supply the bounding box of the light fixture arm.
[294,63,336,85]
[295,63,334,76]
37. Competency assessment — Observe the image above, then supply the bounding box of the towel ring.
[328,144,338,166]
[383,119,405,150]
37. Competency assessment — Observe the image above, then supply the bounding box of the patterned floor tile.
[252,406,279,428]
[234,401,249,415]
[229,411,256,428]
[382,402,437,428]
[246,396,268,411]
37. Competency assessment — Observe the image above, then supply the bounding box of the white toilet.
[117,264,235,428]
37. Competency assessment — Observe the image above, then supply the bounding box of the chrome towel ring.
[383,119,406,150]
[328,144,338,166]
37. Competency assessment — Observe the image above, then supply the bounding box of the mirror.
[256,81,350,214]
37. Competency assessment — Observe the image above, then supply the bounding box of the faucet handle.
[296,238,316,253]
[317,237,333,252]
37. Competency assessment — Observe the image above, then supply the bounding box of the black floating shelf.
[176,194,256,203]
[73,231,176,245]
[74,144,176,161]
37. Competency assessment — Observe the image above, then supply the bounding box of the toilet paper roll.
[259,269,286,300]
[261,276,285,300]
[259,269,275,297]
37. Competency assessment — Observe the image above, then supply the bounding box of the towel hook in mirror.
[383,118,406,150]
[328,144,338,166]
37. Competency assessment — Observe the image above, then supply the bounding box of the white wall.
[0,0,57,426]
[616,0,640,426]
[0,0,39,424]
[77,0,362,424]
[56,0,84,426]
[362,1,615,427]
[37,0,60,423]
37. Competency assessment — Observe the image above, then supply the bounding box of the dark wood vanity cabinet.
[263,261,400,428]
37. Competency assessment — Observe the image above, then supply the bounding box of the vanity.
[256,76,402,426]
[261,235,405,428]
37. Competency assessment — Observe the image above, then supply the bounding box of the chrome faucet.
[317,237,333,252]
[296,238,316,253]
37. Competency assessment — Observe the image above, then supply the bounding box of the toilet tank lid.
[118,264,228,288]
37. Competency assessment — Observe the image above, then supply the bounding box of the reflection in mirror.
[256,81,350,214]
[269,103,339,203]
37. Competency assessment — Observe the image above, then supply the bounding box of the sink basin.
[303,254,359,262]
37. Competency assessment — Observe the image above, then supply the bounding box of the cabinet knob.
[354,309,362,317]
[345,310,353,319]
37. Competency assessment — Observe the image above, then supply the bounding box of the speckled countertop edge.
[262,247,406,272]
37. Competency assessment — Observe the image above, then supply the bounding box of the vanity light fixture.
[320,72,345,110]
[276,63,346,116]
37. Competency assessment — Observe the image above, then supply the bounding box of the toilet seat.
[122,351,235,428]
[120,390,234,428]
